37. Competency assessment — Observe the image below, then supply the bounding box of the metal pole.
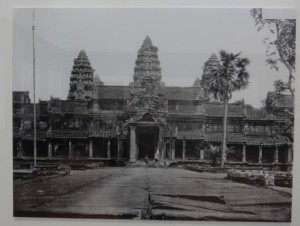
[32,9,37,167]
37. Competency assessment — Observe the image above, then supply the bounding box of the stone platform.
[14,167,291,221]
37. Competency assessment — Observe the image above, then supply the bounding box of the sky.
[13,8,295,107]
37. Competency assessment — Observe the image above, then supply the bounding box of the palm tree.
[202,50,250,167]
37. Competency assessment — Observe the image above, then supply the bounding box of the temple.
[13,36,294,167]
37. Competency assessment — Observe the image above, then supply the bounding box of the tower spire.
[127,36,167,113]
[132,36,162,88]
[68,50,94,100]
[201,53,221,82]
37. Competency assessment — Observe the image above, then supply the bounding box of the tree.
[205,144,236,167]
[206,144,220,167]
[250,8,296,98]
[201,50,250,167]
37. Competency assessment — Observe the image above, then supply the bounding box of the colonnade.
[15,137,293,164]
[179,140,293,164]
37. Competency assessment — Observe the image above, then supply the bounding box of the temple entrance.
[137,125,159,159]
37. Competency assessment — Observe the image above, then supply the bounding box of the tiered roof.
[93,86,205,101]
[93,86,130,100]
[205,133,244,144]
[246,135,289,146]
[200,53,222,101]
[244,105,274,121]
[48,99,88,114]
[13,91,31,104]
[89,130,116,138]
[193,78,201,87]
[201,53,221,82]
[177,131,203,140]
[22,103,49,117]
[203,103,244,117]
[49,130,89,139]
[93,74,104,86]
[68,50,94,101]
[126,36,168,113]
[266,92,294,109]
[165,87,204,100]
[21,131,48,141]
[132,36,162,87]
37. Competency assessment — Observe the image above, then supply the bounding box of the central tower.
[126,36,169,163]
[132,35,162,89]
[127,36,167,113]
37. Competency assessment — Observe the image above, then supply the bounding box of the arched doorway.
[136,113,160,159]
[137,125,159,159]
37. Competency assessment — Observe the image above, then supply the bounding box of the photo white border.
[1,0,299,226]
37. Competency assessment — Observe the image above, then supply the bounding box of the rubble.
[33,164,71,176]
[274,172,293,188]
[227,169,275,186]
[227,169,293,188]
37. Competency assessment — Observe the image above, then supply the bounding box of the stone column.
[68,140,72,159]
[117,138,122,159]
[168,143,171,159]
[201,124,206,134]
[54,143,58,154]
[258,145,262,164]
[242,144,246,163]
[107,140,111,158]
[89,139,93,158]
[129,126,137,162]
[48,141,53,158]
[136,131,139,158]
[182,140,186,160]
[171,139,175,160]
[18,140,23,157]
[287,144,293,163]
[162,141,166,160]
[120,140,124,159]
[159,126,164,158]
[274,145,278,163]
[86,142,89,157]
[200,149,204,160]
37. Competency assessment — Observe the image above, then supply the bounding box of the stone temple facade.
[13,36,294,167]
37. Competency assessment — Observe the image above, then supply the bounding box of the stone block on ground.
[227,169,275,186]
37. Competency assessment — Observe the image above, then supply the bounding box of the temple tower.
[193,78,201,87]
[201,53,221,82]
[93,74,104,86]
[68,50,94,101]
[131,36,162,90]
[126,36,168,162]
[127,36,166,113]
[201,53,222,101]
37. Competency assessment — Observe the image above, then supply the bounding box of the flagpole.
[32,9,37,167]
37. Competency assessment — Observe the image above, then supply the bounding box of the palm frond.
[201,50,250,100]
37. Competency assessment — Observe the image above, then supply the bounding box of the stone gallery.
[13,36,294,167]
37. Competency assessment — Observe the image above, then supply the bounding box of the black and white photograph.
[12,7,295,222]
